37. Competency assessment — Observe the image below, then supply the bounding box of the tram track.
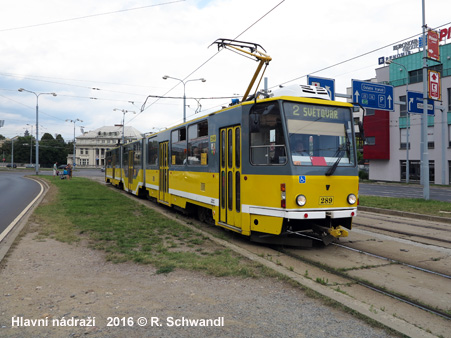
[105,182,450,337]
[282,246,451,321]
[283,230,451,319]
[353,221,451,245]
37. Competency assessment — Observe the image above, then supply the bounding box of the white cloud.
[0,0,449,140]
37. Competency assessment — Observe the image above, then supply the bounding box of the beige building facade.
[68,126,142,167]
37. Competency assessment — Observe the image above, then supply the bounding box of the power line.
[0,0,185,32]
[274,21,451,89]
[135,0,286,121]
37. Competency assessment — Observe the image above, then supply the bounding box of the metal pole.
[421,0,430,199]
[122,112,125,145]
[19,89,57,175]
[73,123,76,166]
[11,138,14,168]
[35,99,39,175]
[183,86,186,123]
[441,107,446,185]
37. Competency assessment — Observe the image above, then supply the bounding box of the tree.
[0,133,70,167]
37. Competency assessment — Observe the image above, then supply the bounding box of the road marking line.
[0,178,44,243]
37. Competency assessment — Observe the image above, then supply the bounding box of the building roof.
[77,126,143,139]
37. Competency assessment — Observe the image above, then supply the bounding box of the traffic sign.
[352,80,394,111]
[307,75,335,100]
[407,91,434,114]
[428,70,441,100]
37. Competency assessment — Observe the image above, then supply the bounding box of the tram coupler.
[328,226,349,238]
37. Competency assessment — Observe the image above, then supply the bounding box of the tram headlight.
[347,194,357,205]
[296,195,306,206]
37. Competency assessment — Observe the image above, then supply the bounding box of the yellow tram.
[105,40,359,246]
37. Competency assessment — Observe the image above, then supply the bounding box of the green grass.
[359,195,451,218]
[32,177,273,277]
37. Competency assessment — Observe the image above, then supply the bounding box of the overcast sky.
[0,0,449,141]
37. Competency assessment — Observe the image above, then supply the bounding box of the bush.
[359,170,369,180]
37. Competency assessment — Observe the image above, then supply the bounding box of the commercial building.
[68,126,143,168]
[363,36,451,185]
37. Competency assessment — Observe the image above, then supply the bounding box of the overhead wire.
[273,21,451,89]
[134,0,286,123]
[0,0,186,32]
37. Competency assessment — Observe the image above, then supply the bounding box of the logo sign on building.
[407,91,434,115]
[427,30,440,61]
[307,75,335,100]
[352,80,394,111]
[428,70,441,100]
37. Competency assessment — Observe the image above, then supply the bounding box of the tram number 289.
[319,196,334,205]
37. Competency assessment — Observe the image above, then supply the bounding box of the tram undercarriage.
[250,216,353,247]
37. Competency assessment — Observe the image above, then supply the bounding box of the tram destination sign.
[352,80,394,112]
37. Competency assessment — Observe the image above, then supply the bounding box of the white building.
[68,126,143,167]
[364,38,451,185]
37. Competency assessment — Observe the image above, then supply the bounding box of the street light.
[386,59,411,184]
[162,75,206,123]
[66,118,83,167]
[18,88,57,175]
[26,123,34,165]
[113,109,136,144]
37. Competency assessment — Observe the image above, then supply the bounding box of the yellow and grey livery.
[105,39,358,246]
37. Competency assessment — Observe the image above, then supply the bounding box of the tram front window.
[283,102,355,167]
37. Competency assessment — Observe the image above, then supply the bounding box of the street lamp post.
[162,76,206,123]
[18,88,57,175]
[113,109,136,144]
[386,59,410,183]
[66,118,83,167]
[26,123,34,165]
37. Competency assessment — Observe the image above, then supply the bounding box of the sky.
[0,0,450,141]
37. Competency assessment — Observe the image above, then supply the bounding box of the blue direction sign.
[352,80,394,111]
[308,75,335,100]
[407,91,434,115]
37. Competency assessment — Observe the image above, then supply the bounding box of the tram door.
[219,126,241,229]
[127,150,134,191]
[159,142,169,203]
[111,153,116,179]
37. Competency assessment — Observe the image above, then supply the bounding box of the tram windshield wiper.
[325,144,345,176]
[325,126,351,176]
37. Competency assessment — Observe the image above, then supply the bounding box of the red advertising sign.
[427,30,440,61]
[428,70,441,101]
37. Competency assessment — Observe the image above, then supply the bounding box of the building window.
[448,88,451,112]
[399,95,407,117]
[409,64,442,84]
[365,136,376,145]
[400,129,410,149]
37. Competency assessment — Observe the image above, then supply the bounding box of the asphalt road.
[0,171,41,235]
[359,182,451,202]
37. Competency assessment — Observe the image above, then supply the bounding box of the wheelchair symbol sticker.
[299,176,306,184]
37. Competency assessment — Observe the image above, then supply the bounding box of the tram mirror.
[249,113,260,132]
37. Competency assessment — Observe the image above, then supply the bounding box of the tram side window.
[105,152,112,168]
[187,120,208,165]
[147,138,158,167]
[171,128,186,165]
[134,142,142,167]
[249,103,287,165]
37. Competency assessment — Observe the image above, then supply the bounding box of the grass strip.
[359,195,451,218]
[32,177,273,277]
